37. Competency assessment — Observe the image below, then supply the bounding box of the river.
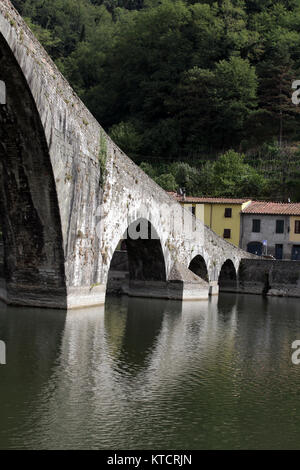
[0,294,300,450]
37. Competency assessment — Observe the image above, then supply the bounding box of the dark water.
[0,294,300,450]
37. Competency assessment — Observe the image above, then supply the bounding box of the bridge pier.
[0,278,68,309]
[209,281,219,296]
[67,285,106,310]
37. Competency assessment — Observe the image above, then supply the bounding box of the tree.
[171,67,216,154]
[170,162,200,194]
[154,173,177,192]
[172,57,257,153]
[213,56,258,149]
[212,150,266,197]
[109,121,142,160]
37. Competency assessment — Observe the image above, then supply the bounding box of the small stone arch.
[188,255,209,282]
[218,259,237,293]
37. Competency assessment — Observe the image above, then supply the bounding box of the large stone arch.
[0,2,106,308]
[106,218,167,297]
[98,200,172,285]
[0,31,66,308]
[122,219,167,283]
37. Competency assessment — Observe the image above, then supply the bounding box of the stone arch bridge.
[0,1,253,309]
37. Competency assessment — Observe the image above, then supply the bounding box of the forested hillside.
[11,0,300,200]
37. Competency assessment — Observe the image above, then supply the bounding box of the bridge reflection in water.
[1,294,300,450]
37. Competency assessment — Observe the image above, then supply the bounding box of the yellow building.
[169,193,252,247]
[289,215,300,260]
[290,216,300,243]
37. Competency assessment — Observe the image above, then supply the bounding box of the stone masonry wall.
[238,259,300,298]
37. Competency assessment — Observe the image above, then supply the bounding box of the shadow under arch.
[0,32,66,307]
[218,259,237,293]
[106,218,166,297]
[188,255,209,282]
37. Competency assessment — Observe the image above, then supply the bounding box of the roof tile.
[168,192,300,214]
[242,201,300,215]
[167,192,251,204]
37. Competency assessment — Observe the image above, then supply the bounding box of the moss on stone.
[98,129,108,186]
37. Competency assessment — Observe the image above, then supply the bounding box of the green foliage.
[211,150,266,197]
[12,0,300,200]
[142,150,268,198]
[109,121,142,159]
[98,129,108,186]
[169,162,200,194]
[154,173,177,192]
[24,17,62,56]
[139,162,157,179]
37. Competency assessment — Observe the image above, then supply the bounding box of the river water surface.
[0,294,300,449]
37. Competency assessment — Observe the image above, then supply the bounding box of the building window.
[224,208,232,218]
[295,220,300,234]
[188,206,196,216]
[188,206,196,231]
[252,219,261,233]
[276,220,284,234]
[223,229,231,239]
